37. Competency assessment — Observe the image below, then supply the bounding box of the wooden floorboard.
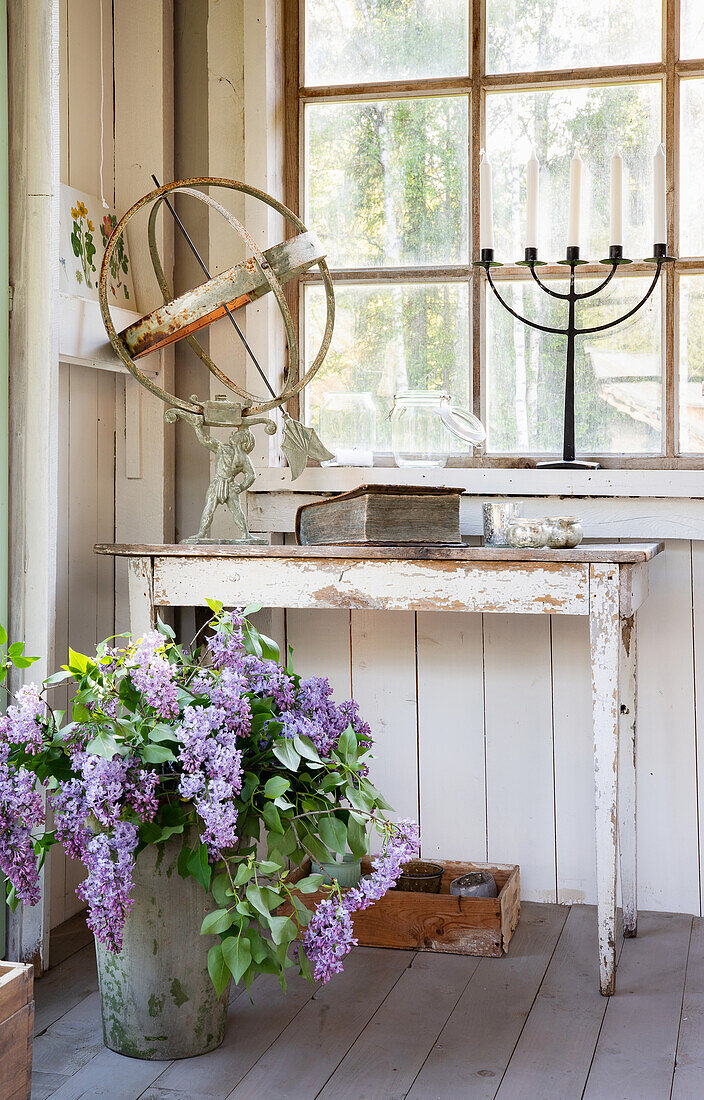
[148,971,317,1098]
[672,916,704,1099]
[33,943,98,1036]
[406,902,568,1100]
[30,903,703,1100]
[316,950,480,1099]
[226,947,411,1099]
[583,912,692,1100]
[493,905,623,1100]
[49,910,92,968]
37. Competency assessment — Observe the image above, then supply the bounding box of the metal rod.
[151,174,277,401]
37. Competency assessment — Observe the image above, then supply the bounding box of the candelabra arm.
[576,262,662,336]
[485,266,567,336]
[573,263,618,300]
[528,263,571,300]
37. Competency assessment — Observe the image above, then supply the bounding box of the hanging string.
[98,0,109,209]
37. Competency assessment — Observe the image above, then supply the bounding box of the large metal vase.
[95,835,231,1060]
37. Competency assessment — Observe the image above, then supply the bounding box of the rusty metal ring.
[99,177,335,417]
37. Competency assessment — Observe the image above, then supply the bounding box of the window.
[285,0,704,467]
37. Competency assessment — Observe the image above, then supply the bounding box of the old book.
[295,485,463,546]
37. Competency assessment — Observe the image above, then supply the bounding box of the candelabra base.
[537,459,601,470]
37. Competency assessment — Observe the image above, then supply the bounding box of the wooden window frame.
[283,0,704,470]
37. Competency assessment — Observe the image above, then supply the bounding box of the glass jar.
[506,517,550,549]
[543,516,584,549]
[390,391,485,468]
[318,392,376,466]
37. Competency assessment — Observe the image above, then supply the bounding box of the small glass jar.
[506,517,550,549]
[318,392,376,466]
[543,516,583,549]
[390,391,452,468]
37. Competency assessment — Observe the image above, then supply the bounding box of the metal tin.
[483,502,522,547]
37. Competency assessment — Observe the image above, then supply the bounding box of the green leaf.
[7,641,24,658]
[345,784,374,814]
[156,615,175,639]
[346,815,368,859]
[242,602,263,617]
[118,676,141,711]
[12,656,35,669]
[318,815,347,856]
[207,943,230,998]
[187,843,212,892]
[300,832,331,865]
[262,802,284,835]
[177,844,192,879]
[243,928,268,964]
[337,725,357,760]
[44,669,73,687]
[272,738,301,771]
[205,598,223,614]
[245,883,272,918]
[298,945,313,982]
[148,723,180,744]
[222,936,252,984]
[268,915,296,946]
[291,894,313,928]
[293,874,324,894]
[85,729,122,760]
[257,857,284,875]
[211,873,231,907]
[258,633,280,662]
[294,736,322,764]
[0,623,7,646]
[141,743,176,764]
[264,776,289,800]
[234,863,254,887]
[201,908,235,936]
[67,647,89,673]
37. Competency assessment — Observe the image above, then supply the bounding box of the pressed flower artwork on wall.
[59,184,134,305]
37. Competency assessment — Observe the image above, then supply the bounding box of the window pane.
[679,276,704,453]
[486,0,661,74]
[305,0,469,86]
[486,276,662,454]
[306,97,468,268]
[305,282,470,451]
[681,1,704,61]
[681,80,704,256]
[486,84,660,263]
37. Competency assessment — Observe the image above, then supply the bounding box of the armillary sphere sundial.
[99,177,335,544]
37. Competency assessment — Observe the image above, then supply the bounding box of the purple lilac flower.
[303,819,420,983]
[0,683,45,755]
[191,667,252,738]
[0,744,44,904]
[77,821,138,952]
[124,759,159,822]
[302,898,358,983]
[207,610,245,668]
[177,704,244,860]
[130,632,179,719]
[51,777,90,860]
[279,678,374,761]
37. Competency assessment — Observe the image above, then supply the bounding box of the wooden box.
[0,961,34,1100]
[295,485,463,546]
[290,859,520,957]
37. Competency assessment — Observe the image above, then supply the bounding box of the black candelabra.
[475,242,674,469]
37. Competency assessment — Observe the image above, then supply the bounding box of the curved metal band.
[99,177,336,416]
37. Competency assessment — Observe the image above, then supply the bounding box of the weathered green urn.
[95,835,231,1059]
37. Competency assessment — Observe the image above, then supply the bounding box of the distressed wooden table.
[96,540,663,995]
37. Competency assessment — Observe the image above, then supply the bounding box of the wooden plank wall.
[284,538,704,914]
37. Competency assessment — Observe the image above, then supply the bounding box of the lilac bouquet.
[0,603,419,993]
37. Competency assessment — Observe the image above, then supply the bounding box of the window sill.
[253,465,704,500]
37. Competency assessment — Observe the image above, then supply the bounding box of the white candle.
[610,147,623,247]
[653,143,667,245]
[567,150,582,250]
[480,150,494,251]
[526,148,540,251]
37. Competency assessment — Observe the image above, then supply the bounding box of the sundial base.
[180,536,268,546]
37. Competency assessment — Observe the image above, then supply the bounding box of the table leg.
[589,564,620,996]
[619,613,638,938]
[127,557,155,638]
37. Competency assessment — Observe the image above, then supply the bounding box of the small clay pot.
[395,859,443,893]
[449,871,498,898]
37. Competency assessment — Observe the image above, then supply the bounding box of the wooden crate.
[289,859,520,957]
[0,961,34,1100]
